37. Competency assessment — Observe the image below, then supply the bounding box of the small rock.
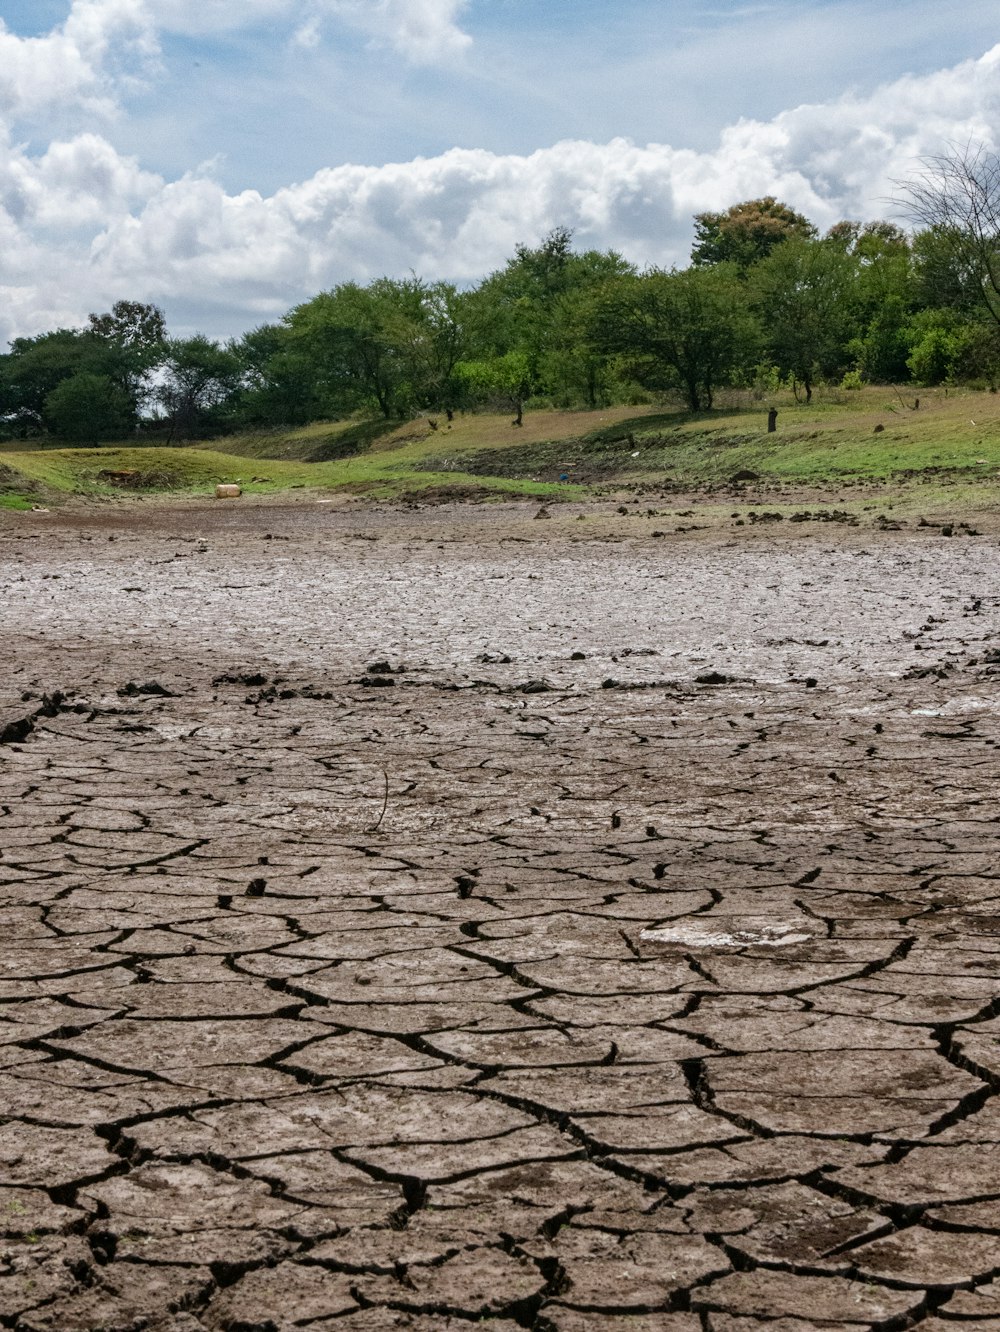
[118,680,175,697]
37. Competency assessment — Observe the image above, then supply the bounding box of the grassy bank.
[1,386,998,509]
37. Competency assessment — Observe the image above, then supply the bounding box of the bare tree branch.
[895,141,1000,328]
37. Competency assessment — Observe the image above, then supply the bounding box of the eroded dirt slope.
[1,502,1000,1330]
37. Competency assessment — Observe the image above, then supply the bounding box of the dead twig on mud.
[368,767,390,832]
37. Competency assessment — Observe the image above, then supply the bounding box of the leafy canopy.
[691,197,816,271]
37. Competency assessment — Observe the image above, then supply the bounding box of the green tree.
[593,264,755,411]
[912,225,988,315]
[468,230,634,408]
[44,372,135,442]
[898,144,1000,331]
[539,258,636,407]
[453,351,533,425]
[88,300,166,351]
[0,329,97,433]
[691,197,816,271]
[750,237,858,400]
[401,282,474,413]
[849,295,911,384]
[838,222,914,382]
[156,336,242,438]
[467,227,577,375]
[0,302,168,439]
[230,323,323,427]
[88,299,167,420]
[287,278,444,419]
[904,307,1000,386]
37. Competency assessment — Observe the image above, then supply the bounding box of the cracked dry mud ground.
[2,500,1000,1332]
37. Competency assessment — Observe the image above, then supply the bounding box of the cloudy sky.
[2,0,1000,346]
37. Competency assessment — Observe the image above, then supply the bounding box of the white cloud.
[324,0,472,62]
[21,133,162,228]
[144,0,472,59]
[2,41,1000,344]
[292,16,324,50]
[0,0,472,125]
[0,0,156,120]
[146,0,293,35]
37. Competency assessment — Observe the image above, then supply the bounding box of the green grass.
[2,446,310,494]
[576,386,1000,484]
[401,388,1000,502]
[0,460,39,509]
[2,387,999,508]
[194,416,403,462]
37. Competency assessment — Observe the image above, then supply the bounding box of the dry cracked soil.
[1,496,1000,1331]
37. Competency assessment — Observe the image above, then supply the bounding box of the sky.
[2,0,1000,346]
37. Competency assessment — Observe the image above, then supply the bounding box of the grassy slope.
[1,387,998,508]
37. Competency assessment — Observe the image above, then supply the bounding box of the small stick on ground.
[368,767,390,832]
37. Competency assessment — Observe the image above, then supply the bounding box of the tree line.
[4,146,1000,442]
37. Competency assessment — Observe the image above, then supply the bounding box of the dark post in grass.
[767,407,778,433]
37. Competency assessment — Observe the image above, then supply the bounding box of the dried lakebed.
[1,501,1000,1330]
